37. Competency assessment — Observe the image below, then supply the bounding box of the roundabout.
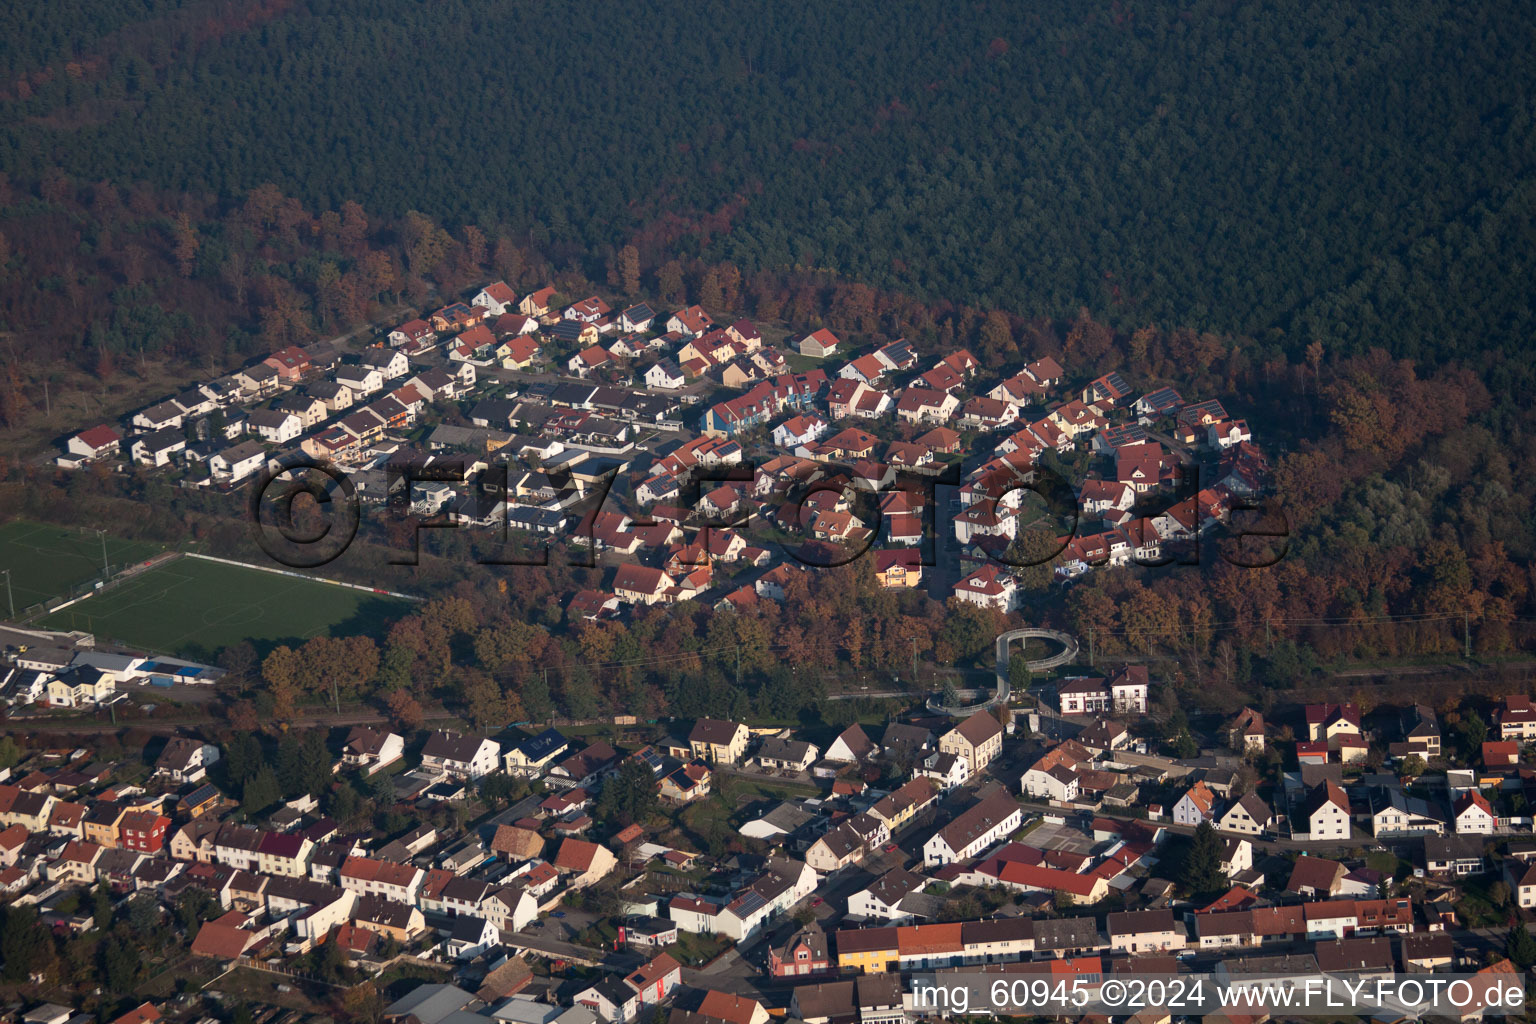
[926,627,1079,716]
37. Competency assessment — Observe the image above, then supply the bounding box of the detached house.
[334,364,384,398]
[798,328,841,358]
[952,566,1018,612]
[155,738,221,784]
[388,318,436,349]
[132,428,186,467]
[420,732,501,779]
[1497,695,1536,741]
[472,281,520,317]
[1302,780,1351,841]
[1454,791,1496,835]
[1217,793,1274,836]
[68,424,122,461]
[1172,781,1217,826]
[552,838,617,889]
[247,409,303,444]
[938,711,1005,777]
[341,727,404,774]
[209,440,268,484]
[1057,666,1150,715]
[689,719,751,764]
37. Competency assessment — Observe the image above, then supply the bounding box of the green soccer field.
[39,556,412,658]
[0,520,168,612]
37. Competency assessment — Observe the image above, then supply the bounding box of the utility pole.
[1087,627,1094,668]
[1265,618,1272,648]
[1464,612,1471,660]
[96,529,109,578]
[2,569,12,620]
[735,646,741,688]
[910,637,918,682]
[332,678,341,715]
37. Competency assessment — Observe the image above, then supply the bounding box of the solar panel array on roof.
[730,889,767,917]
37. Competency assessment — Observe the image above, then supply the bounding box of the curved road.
[927,627,1078,716]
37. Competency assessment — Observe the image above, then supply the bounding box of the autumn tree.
[618,245,641,295]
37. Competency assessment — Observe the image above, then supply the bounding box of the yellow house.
[869,777,938,832]
[835,926,899,973]
[82,802,127,848]
[873,551,923,589]
[939,711,1005,776]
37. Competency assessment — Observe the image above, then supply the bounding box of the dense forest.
[4,0,1536,367]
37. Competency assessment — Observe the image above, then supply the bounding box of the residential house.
[824,724,878,763]
[1057,665,1150,715]
[938,711,1005,777]
[688,719,751,765]
[769,923,833,977]
[209,441,268,484]
[338,856,424,904]
[1302,780,1351,841]
[921,787,1021,866]
[67,425,123,462]
[1172,781,1218,826]
[420,732,501,779]
[341,727,404,774]
[951,566,1018,612]
[1226,708,1265,753]
[553,838,617,889]
[1216,793,1273,836]
[1497,695,1536,741]
[155,738,221,784]
[1454,791,1496,835]
[1107,909,1185,955]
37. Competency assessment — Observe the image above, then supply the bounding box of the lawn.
[0,519,167,610]
[40,556,412,658]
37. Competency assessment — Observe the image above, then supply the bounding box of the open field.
[0,519,167,610]
[41,556,411,658]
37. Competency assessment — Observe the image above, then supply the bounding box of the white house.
[210,440,268,484]
[1454,791,1496,835]
[420,732,502,779]
[1216,793,1273,837]
[644,361,685,390]
[360,348,410,381]
[68,425,122,461]
[1303,781,1351,841]
[132,429,186,467]
[847,867,926,922]
[472,281,520,317]
[1021,763,1079,803]
[341,727,405,775]
[922,788,1021,866]
[951,566,1018,612]
[772,415,829,450]
[248,409,303,444]
[1172,781,1217,826]
[338,856,424,904]
[335,365,384,397]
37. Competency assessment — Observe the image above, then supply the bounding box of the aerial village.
[55,282,1268,616]
[9,284,1527,1024]
[0,668,1534,1024]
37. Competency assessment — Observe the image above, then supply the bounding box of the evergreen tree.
[224,732,263,785]
[243,765,280,814]
[1507,923,1536,970]
[597,759,659,826]
[1180,822,1226,898]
